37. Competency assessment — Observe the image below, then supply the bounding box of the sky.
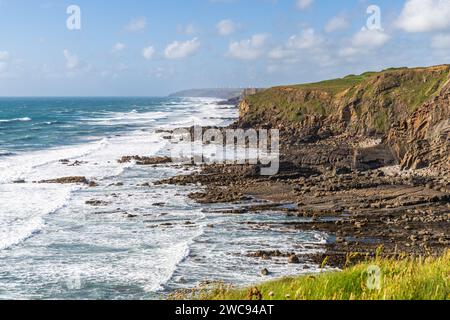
[0,0,449,96]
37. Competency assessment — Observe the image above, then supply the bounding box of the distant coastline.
[169,88,244,99]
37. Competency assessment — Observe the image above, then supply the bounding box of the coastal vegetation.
[242,65,450,133]
[200,251,450,300]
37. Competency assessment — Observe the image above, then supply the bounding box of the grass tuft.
[198,251,449,301]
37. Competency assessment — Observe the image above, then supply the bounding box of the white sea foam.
[0,114,173,253]
[0,117,32,123]
[0,98,324,299]
[80,111,169,126]
[0,184,74,250]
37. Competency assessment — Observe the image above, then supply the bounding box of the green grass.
[394,70,450,112]
[243,73,373,121]
[287,74,369,95]
[373,109,390,132]
[197,251,450,301]
[242,65,450,132]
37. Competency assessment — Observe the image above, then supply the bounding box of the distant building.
[241,88,263,98]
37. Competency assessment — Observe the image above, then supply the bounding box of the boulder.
[260,268,270,276]
[288,254,300,264]
[39,176,88,184]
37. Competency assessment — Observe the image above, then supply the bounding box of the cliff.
[238,65,450,172]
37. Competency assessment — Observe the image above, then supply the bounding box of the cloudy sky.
[0,0,449,96]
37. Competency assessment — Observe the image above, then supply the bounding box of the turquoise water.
[0,97,325,299]
[0,97,173,154]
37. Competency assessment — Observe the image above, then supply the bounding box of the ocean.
[0,97,326,299]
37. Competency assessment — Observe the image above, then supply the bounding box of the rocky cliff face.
[389,80,450,171]
[238,65,450,172]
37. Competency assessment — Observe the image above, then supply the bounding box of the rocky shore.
[155,66,450,269]
[36,66,449,272]
[155,161,449,268]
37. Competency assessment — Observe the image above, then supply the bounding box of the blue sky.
[0,0,449,96]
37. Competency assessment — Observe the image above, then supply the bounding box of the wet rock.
[153,202,165,207]
[261,254,271,261]
[139,182,151,187]
[39,176,89,184]
[288,254,300,264]
[175,277,188,284]
[261,268,270,276]
[155,129,172,134]
[335,237,345,243]
[118,155,172,165]
[85,200,109,207]
[89,181,99,187]
[249,250,286,258]
[68,160,87,167]
[334,167,352,175]
[354,222,364,229]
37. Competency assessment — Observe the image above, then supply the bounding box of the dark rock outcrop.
[237,65,450,172]
[118,156,172,165]
[388,80,450,171]
[38,176,89,184]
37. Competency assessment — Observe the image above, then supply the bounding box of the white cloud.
[249,34,267,47]
[287,28,323,50]
[431,34,450,49]
[267,29,330,66]
[268,28,326,63]
[397,0,450,33]
[112,43,126,53]
[217,19,236,36]
[325,16,349,33]
[352,29,390,48]
[338,47,360,58]
[142,46,155,60]
[228,34,269,60]
[268,47,294,60]
[178,23,196,35]
[164,38,200,59]
[0,51,10,73]
[339,29,390,57]
[124,17,147,32]
[63,49,79,69]
[296,0,314,10]
[0,51,10,61]
[0,62,7,73]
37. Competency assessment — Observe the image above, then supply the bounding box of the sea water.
[0,97,326,299]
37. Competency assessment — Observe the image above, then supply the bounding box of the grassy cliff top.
[242,65,450,132]
[276,65,450,94]
[279,72,373,94]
